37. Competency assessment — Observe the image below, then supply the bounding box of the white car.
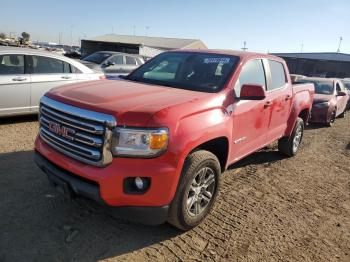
[0,47,104,117]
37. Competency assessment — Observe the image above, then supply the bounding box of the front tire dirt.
[167,150,221,230]
[278,117,304,157]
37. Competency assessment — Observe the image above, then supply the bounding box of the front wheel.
[167,150,221,230]
[278,117,304,157]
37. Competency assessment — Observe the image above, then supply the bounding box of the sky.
[1,0,350,53]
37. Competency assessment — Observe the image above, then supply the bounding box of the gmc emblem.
[48,121,75,140]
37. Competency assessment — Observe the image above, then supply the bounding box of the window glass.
[136,58,144,65]
[108,55,123,65]
[268,60,286,91]
[127,52,239,92]
[32,56,64,74]
[63,62,71,73]
[71,66,82,73]
[234,59,266,97]
[126,56,137,65]
[299,80,334,95]
[0,55,25,75]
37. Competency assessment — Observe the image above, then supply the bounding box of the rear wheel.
[326,109,336,127]
[167,150,221,230]
[278,117,304,157]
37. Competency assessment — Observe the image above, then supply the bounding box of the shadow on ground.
[0,150,179,262]
[0,114,38,125]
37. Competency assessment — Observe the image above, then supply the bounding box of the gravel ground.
[0,114,349,262]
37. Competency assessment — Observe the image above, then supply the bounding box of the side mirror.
[103,61,115,67]
[240,84,266,100]
[337,91,347,96]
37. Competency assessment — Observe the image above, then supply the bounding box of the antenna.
[241,41,248,51]
[337,36,343,53]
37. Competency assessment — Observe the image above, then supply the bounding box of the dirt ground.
[0,114,349,262]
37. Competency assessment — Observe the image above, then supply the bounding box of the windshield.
[127,52,239,92]
[299,80,334,95]
[83,52,112,64]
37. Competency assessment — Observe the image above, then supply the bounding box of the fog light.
[134,177,144,190]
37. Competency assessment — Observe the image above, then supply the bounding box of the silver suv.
[81,51,144,76]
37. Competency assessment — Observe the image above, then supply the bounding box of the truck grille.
[39,96,116,167]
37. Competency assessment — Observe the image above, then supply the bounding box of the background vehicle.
[341,79,350,109]
[298,77,349,126]
[81,51,144,75]
[0,47,104,117]
[34,50,314,230]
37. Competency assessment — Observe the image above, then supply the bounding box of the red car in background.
[299,77,349,126]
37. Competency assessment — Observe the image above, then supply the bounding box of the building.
[80,34,207,59]
[274,52,350,78]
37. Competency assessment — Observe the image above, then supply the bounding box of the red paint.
[35,50,314,207]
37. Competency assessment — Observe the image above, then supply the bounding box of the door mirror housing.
[337,91,347,97]
[240,84,266,100]
[103,61,115,68]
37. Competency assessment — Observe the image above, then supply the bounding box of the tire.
[278,117,304,157]
[326,109,336,127]
[167,150,221,230]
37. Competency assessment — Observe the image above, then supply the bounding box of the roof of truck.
[169,49,283,60]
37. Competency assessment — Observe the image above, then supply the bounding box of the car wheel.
[278,117,304,157]
[167,150,221,230]
[327,110,336,127]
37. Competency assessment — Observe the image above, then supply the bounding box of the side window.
[108,55,123,65]
[136,58,144,65]
[0,54,25,75]
[268,60,287,91]
[336,82,342,93]
[63,62,72,73]
[126,56,137,65]
[234,59,266,97]
[32,56,64,74]
[71,66,83,74]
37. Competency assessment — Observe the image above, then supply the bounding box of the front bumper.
[309,106,331,123]
[34,151,170,225]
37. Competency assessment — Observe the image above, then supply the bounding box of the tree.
[21,32,30,41]
[0,32,6,39]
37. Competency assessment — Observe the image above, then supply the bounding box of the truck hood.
[46,79,211,126]
[313,93,332,103]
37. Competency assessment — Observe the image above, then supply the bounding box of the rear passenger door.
[28,55,77,112]
[0,54,31,116]
[124,56,139,73]
[264,59,292,143]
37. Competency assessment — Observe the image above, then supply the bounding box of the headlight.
[314,101,330,108]
[111,127,169,157]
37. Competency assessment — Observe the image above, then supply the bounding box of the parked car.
[298,77,349,126]
[0,47,105,117]
[81,51,144,75]
[341,79,350,109]
[34,50,314,230]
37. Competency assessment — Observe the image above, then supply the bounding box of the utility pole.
[241,41,248,51]
[337,36,343,53]
[300,42,304,53]
[70,25,73,46]
[133,25,136,36]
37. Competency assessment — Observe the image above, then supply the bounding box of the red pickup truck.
[34,50,314,230]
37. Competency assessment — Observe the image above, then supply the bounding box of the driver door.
[102,55,124,75]
[230,59,271,162]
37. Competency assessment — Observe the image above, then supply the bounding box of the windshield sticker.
[204,57,231,64]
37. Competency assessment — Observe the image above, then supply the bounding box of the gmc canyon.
[34,50,314,230]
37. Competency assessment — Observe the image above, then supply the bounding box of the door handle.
[285,95,292,101]
[12,77,27,81]
[264,100,273,108]
[61,76,72,79]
